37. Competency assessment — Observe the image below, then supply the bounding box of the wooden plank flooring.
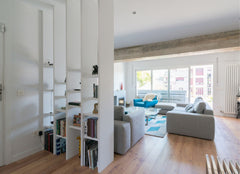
[0,116,239,174]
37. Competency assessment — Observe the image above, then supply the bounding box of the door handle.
[0,84,2,101]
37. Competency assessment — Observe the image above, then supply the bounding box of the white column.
[98,0,114,172]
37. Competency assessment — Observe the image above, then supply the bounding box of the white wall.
[123,51,240,117]
[0,0,66,164]
[1,0,43,163]
[114,62,125,90]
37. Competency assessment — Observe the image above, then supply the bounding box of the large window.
[190,65,213,106]
[136,70,151,90]
[136,65,213,105]
[170,68,189,103]
[152,69,168,90]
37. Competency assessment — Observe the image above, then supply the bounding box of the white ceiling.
[114,0,240,49]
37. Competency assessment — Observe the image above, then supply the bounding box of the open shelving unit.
[65,0,82,161]
[40,7,55,134]
[80,0,114,172]
[40,0,113,172]
[53,58,67,156]
[42,63,54,129]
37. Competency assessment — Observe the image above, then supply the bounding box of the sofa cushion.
[185,104,194,111]
[187,107,194,113]
[173,107,186,112]
[143,93,156,101]
[194,97,203,105]
[193,102,206,114]
[155,103,176,110]
[135,101,145,106]
[114,106,125,121]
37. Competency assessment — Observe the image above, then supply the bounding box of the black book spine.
[44,132,48,150]
[50,134,53,153]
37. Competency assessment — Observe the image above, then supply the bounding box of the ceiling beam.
[114,30,240,62]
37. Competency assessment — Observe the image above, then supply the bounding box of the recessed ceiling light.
[132,11,136,15]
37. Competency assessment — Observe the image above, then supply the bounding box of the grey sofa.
[166,97,215,140]
[114,106,145,154]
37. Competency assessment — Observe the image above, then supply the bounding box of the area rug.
[145,115,166,138]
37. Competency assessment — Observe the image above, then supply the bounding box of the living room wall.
[114,62,125,90]
[123,50,240,117]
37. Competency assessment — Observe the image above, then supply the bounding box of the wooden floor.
[0,116,239,174]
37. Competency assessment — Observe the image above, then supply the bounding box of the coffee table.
[125,107,159,126]
[145,108,160,125]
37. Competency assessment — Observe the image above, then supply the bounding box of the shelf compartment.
[85,135,98,141]
[55,82,66,85]
[68,105,81,109]
[66,90,81,94]
[83,113,99,118]
[69,125,81,131]
[54,96,66,99]
[83,74,99,79]
[43,89,54,92]
[56,134,67,139]
[43,113,54,117]
[67,68,81,72]
[83,97,98,102]
[55,109,66,113]
[43,65,54,68]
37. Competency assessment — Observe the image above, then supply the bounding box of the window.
[196,78,203,85]
[135,64,213,106]
[136,70,151,97]
[170,68,189,103]
[196,68,204,76]
[152,69,168,102]
[152,69,168,90]
[190,65,213,106]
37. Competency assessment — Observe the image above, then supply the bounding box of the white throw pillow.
[143,93,156,101]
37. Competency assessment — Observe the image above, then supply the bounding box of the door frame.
[0,23,6,166]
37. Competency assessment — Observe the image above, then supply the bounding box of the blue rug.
[145,116,166,138]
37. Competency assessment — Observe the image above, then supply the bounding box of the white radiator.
[224,64,240,114]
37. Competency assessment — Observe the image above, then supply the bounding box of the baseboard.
[12,145,43,163]
[216,113,237,118]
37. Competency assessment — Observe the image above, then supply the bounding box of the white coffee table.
[124,107,159,126]
[144,108,160,126]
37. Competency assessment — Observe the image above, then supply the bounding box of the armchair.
[133,96,158,108]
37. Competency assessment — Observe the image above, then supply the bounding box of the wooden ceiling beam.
[114,30,240,62]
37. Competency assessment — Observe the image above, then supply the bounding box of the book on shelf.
[73,114,81,127]
[56,118,66,137]
[87,118,98,138]
[85,140,98,169]
[44,129,53,153]
[93,84,98,98]
[77,136,81,158]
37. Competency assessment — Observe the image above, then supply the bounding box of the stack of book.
[56,138,66,155]
[85,140,98,169]
[73,114,81,127]
[87,118,98,138]
[93,84,98,98]
[44,129,53,153]
[56,118,66,137]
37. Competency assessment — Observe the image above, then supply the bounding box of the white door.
[0,23,5,166]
